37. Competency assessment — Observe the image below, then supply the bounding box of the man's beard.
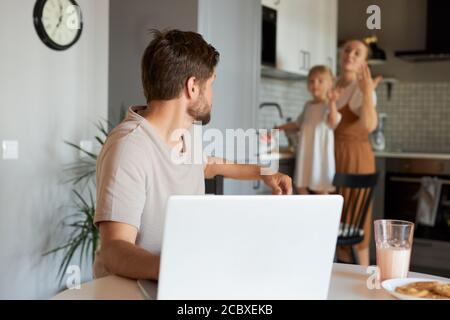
[187,94,211,125]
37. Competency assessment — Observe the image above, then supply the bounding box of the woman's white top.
[336,81,377,115]
[294,101,341,192]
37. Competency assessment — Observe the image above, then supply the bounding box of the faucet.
[259,102,284,119]
[259,102,293,151]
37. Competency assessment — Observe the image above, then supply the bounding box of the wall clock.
[33,0,83,50]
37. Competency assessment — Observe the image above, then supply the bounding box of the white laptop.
[156,195,343,300]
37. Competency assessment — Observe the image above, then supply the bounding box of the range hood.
[395,0,450,62]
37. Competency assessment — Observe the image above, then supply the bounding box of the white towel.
[415,177,442,227]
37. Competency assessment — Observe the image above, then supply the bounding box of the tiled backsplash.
[259,77,450,153]
[259,77,310,146]
[376,82,450,153]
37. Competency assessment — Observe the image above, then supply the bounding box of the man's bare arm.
[204,157,260,180]
[98,221,160,280]
[204,157,293,195]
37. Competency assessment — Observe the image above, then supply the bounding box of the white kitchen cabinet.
[262,0,337,75]
[310,0,338,74]
[264,0,301,74]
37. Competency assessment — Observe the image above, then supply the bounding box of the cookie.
[433,283,450,298]
[405,281,438,290]
[395,286,430,297]
[395,281,450,299]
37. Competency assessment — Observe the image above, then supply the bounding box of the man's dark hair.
[141,29,220,102]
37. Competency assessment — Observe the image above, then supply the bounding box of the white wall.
[198,0,261,195]
[108,0,199,126]
[0,0,109,298]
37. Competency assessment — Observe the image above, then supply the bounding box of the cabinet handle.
[304,51,308,70]
[253,180,261,190]
[299,51,303,70]
[414,240,433,248]
[299,50,307,71]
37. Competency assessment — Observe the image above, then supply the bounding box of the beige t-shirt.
[93,105,205,278]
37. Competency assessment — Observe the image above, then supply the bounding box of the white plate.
[382,278,450,300]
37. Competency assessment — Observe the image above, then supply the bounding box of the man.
[93,29,292,280]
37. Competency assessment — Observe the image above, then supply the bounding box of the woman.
[334,40,382,266]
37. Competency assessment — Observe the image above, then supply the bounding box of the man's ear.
[186,76,199,100]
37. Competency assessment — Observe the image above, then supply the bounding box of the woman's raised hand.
[358,63,383,94]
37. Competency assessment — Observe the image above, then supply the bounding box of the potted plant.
[44,121,110,284]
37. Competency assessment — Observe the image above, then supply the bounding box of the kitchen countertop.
[374,151,450,160]
[259,150,450,161]
[258,146,295,161]
[52,263,450,300]
[259,150,295,161]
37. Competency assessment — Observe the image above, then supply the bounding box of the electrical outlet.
[2,140,19,160]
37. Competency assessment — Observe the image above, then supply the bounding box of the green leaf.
[43,242,73,256]
[58,235,83,284]
[64,141,98,160]
[79,234,87,267]
[68,170,95,186]
[95,136,105,146]
[94,120,110,139]
[72,189,89,209]
[88,189,95,209]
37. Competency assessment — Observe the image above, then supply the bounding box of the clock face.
[33,0,83,50]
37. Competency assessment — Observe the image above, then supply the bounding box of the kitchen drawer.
[411,238,450,272]
[386,158,450,175]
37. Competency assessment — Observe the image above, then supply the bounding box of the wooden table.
[52,263,449,300]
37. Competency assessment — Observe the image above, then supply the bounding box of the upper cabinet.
[261,0,337,76]
[313,0,338,74]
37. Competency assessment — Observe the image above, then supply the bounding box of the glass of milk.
[374,220,414,281]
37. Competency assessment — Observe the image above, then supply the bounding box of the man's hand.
[261,172,293,195]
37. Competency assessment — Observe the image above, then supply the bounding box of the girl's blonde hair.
[307,65,334,81]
